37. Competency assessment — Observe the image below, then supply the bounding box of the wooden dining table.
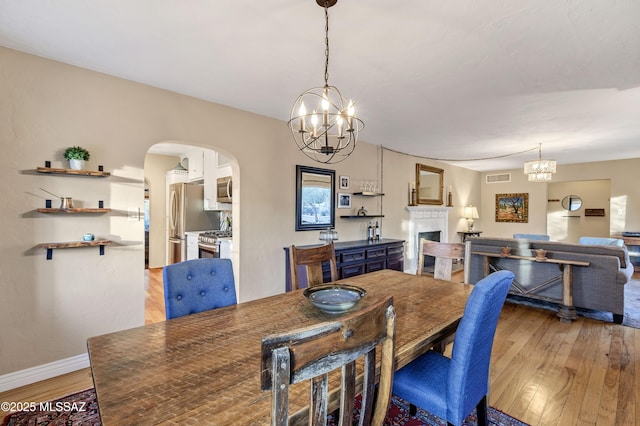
[87,269,473,425]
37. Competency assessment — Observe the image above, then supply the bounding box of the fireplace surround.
[406,206,453,274]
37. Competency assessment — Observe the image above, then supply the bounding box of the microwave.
[217,176,232,203]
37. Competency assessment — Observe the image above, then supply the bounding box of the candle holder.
[410,189,417,206]
[447,191,453,207]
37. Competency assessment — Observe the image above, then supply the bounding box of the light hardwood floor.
[1,269,638,425]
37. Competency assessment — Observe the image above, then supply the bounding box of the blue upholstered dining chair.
[392,270,515,426]
[163,258,237,320]
[513,233,550,241]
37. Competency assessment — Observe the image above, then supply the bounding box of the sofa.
[464,236,634,323]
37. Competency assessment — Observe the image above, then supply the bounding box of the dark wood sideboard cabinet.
[284,238,405,291]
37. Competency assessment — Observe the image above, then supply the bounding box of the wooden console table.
[472,251,589,323]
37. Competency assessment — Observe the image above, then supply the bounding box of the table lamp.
[463,205,479,231]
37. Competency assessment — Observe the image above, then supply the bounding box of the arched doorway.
[143,141,238,324]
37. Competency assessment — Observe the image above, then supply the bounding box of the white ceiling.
[2,1,639,171]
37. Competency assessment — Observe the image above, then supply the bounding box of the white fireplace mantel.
[405,205,454,273]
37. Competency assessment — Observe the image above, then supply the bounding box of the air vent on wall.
[486,173,511,184]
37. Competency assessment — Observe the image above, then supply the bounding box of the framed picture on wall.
[339,176,350,190]
[495,193,529,223]
[337,193,352,209]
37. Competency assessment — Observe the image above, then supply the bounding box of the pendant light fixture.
[288,0,364,164]
[524,143,556,182]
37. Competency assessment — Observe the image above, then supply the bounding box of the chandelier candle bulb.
[312,111,318,137]
[299,103,307,131]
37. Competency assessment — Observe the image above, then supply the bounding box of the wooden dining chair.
[289,242,339,290]
[417,239,465,281]
[261,297,396,426]
[418,239,466,351]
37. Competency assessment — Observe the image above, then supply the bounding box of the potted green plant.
[63,146,90,170]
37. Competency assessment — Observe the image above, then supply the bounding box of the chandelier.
[288,0,364,164]
[524,143,556,182]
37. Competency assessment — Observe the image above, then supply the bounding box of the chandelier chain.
[324,1,330,85]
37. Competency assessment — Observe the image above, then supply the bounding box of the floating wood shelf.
[340,215,385,219]
[352,192,385,196]
[38,239,113,259]
[37,208,112,214]
[36,167,110,177]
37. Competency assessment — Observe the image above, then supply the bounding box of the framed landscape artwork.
[495,193,529,223]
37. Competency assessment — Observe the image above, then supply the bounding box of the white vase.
[69,159,85,170]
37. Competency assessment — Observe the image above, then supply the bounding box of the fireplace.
[406,206,453,274]
[417,230,441,273]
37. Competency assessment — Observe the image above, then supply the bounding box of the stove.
[198,230,233,245]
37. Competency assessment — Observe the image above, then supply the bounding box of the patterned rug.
[2,388,528,426]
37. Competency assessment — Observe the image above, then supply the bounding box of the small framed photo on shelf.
[337,193,352,209]
[339,176,350,190]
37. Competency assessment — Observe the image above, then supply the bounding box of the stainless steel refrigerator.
[168,183,217,264]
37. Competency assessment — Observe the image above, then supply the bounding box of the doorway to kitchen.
[143,141,237,323]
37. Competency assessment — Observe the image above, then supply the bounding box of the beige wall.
[0,46,480,377]
[547,180,610,242]
[480,158,640,239]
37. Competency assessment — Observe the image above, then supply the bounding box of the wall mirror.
[561,194,582,211]
[295,165,335,231]
[415,164,444,205]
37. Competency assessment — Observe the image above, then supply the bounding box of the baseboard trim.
[0,354,90,393]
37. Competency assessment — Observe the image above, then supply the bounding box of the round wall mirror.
[561,194,582,211]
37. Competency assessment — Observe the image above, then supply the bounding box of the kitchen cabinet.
[283,239,405,291]
[185,231,200,260]
[217,152,232,178]
[181,148,205,182]
[204,150,232,211]
[219,238,233,259]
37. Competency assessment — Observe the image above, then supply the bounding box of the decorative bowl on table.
[303,284,366,314]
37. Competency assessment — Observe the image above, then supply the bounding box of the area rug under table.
[2,388,528,426]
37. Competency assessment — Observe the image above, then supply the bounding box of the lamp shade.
[463,206,479,219]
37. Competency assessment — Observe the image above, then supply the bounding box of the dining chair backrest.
[417,238,465,281]
[162,258,237,320]
[391,270,513,426]
[261,297,396,426]
[447,270,513,424]
[289,242,338,290]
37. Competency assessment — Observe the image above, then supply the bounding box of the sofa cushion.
[513,233,551,241]
[578,236,624,247]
